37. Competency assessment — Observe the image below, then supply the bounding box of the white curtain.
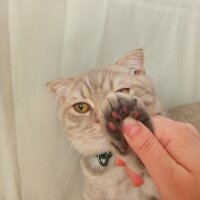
[1,0,200,199]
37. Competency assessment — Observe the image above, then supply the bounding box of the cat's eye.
[117,88,129,94]
[73,102,90,113]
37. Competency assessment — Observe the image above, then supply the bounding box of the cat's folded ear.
[115,48,145,75]
[47,78,73,104]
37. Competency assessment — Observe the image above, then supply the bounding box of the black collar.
[96,152,113,167]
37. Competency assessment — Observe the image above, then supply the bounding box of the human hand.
[117,116,200,200]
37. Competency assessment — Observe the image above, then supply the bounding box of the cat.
[48,49,163,200]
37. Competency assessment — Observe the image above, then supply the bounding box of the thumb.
[122,118,177,186]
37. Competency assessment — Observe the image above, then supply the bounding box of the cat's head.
[48,49,160,156]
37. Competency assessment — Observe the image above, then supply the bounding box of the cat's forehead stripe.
[74,68,126,100]
[88,70,115,91]
[80,88,87,98]
[81,78,93,96]
[97,72,106,89]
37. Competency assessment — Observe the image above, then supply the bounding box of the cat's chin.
[70,136,112,156]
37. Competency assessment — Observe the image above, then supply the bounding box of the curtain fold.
[0,1,21,199]
[1,0,200,199]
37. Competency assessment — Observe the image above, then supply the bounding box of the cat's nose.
[94,115,101,123]
[95,118,100,123]
[94,112,101,123]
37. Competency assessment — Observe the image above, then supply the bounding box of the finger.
[153,116,200,142]
[122,118,182,186]
[152,116,200,170]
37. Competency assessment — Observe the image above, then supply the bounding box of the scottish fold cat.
[48,49,163,200]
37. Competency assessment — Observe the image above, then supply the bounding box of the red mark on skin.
[115,157,144,187]
[125,165,144,187]
[115,157,125,166]
[108,122,117,131]
[112,111,120,119]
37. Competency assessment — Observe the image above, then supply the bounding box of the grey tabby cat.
[48,49,163,200]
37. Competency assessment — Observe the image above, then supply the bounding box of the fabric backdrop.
[1,0,200,199]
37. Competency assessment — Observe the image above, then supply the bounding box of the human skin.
[116,116,200,200]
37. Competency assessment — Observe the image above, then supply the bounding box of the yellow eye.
[73,102,90,113]
[117,88,129,94]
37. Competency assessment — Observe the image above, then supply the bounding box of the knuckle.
[176,122,193,132]
[177,122,198,134]
[185,123,196,131]
[138,134,156,155]
[165,161,176,182]
[176,121,187,129]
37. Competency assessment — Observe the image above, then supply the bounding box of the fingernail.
[123,118,141,137]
